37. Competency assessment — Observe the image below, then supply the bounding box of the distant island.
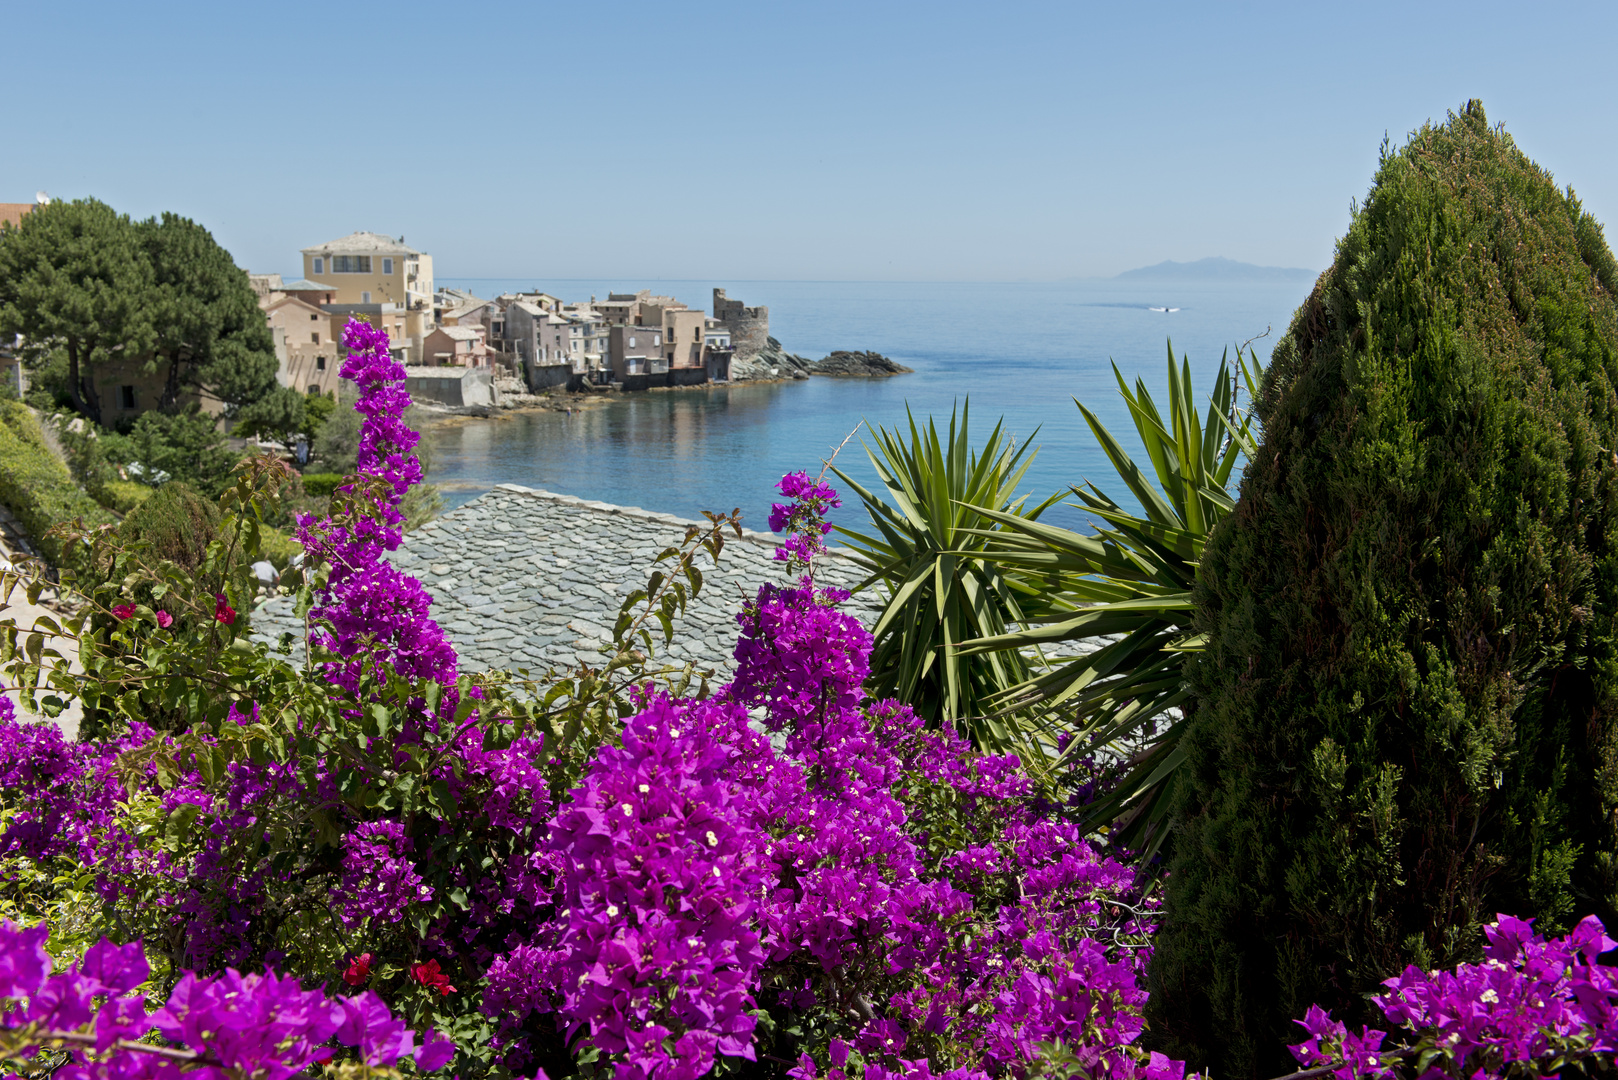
[1114,256,1317,282]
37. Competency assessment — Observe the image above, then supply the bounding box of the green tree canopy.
[137,212,279,415]
[0,198,152,426]
[1148,101,1618,1078]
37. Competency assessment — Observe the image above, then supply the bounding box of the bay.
[424,277,1315,534]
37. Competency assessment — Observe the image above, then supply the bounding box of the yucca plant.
[958,342,1261,856]
[831,404,1062,757]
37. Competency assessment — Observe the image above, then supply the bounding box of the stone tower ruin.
[713,288,769,366]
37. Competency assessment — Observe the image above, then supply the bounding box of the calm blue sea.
[426,277,1315,534]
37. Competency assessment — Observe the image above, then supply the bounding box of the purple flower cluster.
[1290,914,1618,1080]
[295,318,456,691]
[336,819,434,928]
[482,474,1178,1080]
[513,694,773,1080]
[0,919,455,1080]
[768,471,840,574]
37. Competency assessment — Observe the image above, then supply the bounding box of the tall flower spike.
[295,318,456,690]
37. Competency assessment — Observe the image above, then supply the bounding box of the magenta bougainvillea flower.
[0,919,456,1077]
[213,593,236,624]
[110,603,135,620]
[155,609,173,628]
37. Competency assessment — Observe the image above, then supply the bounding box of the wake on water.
[1148,306,1182,313]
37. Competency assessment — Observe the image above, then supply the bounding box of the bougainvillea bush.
[0,320,1179,1080]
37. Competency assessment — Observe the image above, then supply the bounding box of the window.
[311,332,320,344]
[629,336,636,348]
[382,257,394,275]
[332,255,372,273]
[307,383,321,394]
[310,313,318,321]
[119,386,136,410]
[653,335,661,347]
[312,257,324,274]
[317,356,326,371]
[361,291,372,303]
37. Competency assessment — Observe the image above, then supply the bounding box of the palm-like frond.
[831,404,1062,758]
[958,342,1263,856]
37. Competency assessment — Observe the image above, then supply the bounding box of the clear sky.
[6,0,1616,282]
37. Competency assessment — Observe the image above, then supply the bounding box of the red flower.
[409,959,456,996]
[111,604,135,620]
[213,594,236,625]
[342,952,372,986]
[155,610,173,629]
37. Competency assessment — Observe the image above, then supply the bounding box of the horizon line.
[427,273,1320,286]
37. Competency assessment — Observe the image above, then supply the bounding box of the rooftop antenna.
[34,191,50,205]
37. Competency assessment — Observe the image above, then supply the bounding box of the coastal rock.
[729,335,815,382]
[810,350,913,377]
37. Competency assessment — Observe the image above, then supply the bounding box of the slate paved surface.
[252,484,884,676]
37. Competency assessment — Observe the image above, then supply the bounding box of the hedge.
[0,402,116,572]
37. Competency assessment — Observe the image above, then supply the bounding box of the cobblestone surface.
[252,484,883,675]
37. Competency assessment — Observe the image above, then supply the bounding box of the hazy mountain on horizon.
[1115,256,1317,282]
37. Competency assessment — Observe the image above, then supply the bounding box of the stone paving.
[252,484,884,676]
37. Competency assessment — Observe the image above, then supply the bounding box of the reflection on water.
[422,278,1313,534]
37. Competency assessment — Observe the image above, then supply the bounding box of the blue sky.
[6,0,1616,281]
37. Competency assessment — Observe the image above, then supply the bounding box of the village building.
[660,307,706,382]
[264,294,342,396]
[322,303,410,362]
[0,203,36,230]
[558,309,609,376]
[300,232,434,362]
[606,324,663,385]
[421,324,489,367]
[704,319,733,382]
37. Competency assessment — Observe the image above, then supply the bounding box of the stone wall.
[404,366,496,408]
[252,484,882,676]
[712,288,770,365]
[527,363,572,391]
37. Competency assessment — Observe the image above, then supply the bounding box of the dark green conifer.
[1148,101,1618,1078]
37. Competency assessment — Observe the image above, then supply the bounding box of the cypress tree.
[1148,101,1618,1078]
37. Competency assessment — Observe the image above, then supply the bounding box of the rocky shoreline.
[728,338,912,382]
[410,340,910,418]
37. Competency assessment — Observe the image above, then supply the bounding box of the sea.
[425,277,1315,535]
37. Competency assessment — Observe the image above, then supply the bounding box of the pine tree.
[0,199,152,426]
[1148,101,1618,1078]
[138,212,280,414]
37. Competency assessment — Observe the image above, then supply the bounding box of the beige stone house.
[300,233,434,361]
[421,324,489,367]
[265,295,342,396]
[662,308,706,375]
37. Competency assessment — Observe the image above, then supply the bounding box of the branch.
[1261,1045,1419,1080]
[8,1028,226,1068]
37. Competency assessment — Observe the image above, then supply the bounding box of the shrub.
[0,400,115,570]
[300,471,344,496]
[124,406,239,496]
[833,405,1056,753]
[117,482,219,572]
[1149,101,1618,1078]
[97,479,152,514]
